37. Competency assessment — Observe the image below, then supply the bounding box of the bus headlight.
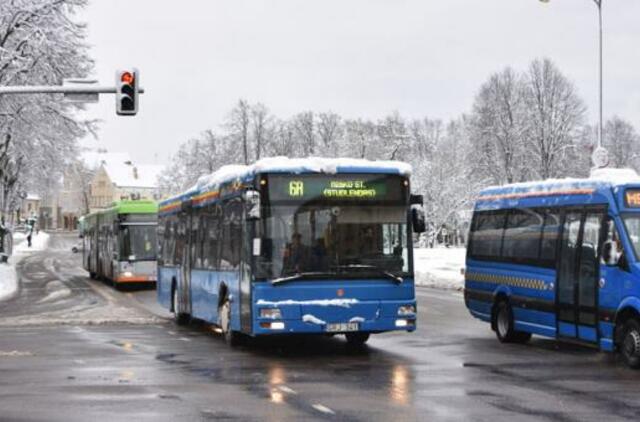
[260,308,282,319]
[397,305,416,316]
[123,271,133,278]
[270,322,285,330]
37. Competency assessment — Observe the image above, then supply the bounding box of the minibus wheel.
[172,287,189,326]
[494,301,531,344]
[621,319,640,369]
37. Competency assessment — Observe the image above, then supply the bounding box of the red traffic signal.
[115,69,138,116]
[120,71,134,84]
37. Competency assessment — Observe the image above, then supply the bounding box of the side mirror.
[411,206,426,233]
[602,240,621,266]
[245,190,261,220]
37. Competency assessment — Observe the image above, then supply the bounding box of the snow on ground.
[14,232,50,254]
[414,247,466,290]
[0,260,18,301]
[0,231,44,302]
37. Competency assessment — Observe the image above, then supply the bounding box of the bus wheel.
[494,301,531,344]
[345,332,370,347]
[89,272,96,280]
[621,319,640,369]
[219,299,241,347]
[172,288,189,326]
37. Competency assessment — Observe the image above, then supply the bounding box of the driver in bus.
[602,219,624,266]
[283,232,309,274]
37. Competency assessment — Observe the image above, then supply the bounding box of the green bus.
[82,200,158,285]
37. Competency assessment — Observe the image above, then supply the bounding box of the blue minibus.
[465,169,640,368]
[157,157,425,346]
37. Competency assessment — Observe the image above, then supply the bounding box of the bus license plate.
[326,322,359,333]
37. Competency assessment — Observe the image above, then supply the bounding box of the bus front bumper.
[252,300,417,335]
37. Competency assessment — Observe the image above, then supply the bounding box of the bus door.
[556,207,605,343]
[179,211,192,315]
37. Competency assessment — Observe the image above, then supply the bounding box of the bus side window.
[602,218,625,268]
[469,211,507,260]
[540,209,560,265]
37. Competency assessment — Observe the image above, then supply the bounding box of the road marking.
[168,331,176,335]
[178,337,191,342]
[312,404,335,415]
[278,385,297,395]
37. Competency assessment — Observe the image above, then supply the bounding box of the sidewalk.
[0,232,51,302]
[0,259,18,301]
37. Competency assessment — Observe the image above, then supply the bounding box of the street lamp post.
[540,0,604,149]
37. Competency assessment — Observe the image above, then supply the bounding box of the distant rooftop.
[81,150,162,189]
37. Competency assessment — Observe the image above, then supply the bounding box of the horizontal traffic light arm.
[0,85,145,94]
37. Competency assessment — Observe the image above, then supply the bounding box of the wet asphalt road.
[2,234,640,421]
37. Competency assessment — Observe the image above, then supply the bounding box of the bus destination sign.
[625,189,640,208]
[268,174,403,202]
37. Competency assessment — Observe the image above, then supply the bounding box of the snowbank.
[414,247,466,290]
[0,262,18,301]
[14,232,50,254]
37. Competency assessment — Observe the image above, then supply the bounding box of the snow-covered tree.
[469,67,530,185]
[523,58,586,179]
[604,116,640,169]
[0,0,94,219]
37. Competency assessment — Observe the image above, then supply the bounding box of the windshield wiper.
[271,272,335,285]
[336,264,403,284]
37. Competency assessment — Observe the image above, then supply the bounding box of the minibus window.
[503,209,543,261]
[540,210,561,262]
[470,211,507,260]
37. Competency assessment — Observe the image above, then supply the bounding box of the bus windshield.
[623,215,640,259]
[119,224,157,261]
[258,204,409,280]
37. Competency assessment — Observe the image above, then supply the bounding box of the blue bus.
[157,157,425,346]
[465,169,640,368]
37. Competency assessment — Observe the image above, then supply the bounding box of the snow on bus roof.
[162,157,411,207]
[192,156,411,192]
[479,168,640,197]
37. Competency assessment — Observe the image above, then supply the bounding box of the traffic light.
[115,69,139,115]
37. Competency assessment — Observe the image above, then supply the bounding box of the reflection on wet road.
[2,234,640,421]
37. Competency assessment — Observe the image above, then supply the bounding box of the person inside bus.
[283,232,310,274]
[308,238,327,271]
[602,219,625,267]
[361,226,378,255]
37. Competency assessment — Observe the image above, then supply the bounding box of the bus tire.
[621,319,640,369]
[89,272,96,280]
[219,299,241,347]
[172,287,189,326]
[494,300,531,344]
[345,332,370,347]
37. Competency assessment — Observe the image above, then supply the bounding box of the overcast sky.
[77,0,640,165]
